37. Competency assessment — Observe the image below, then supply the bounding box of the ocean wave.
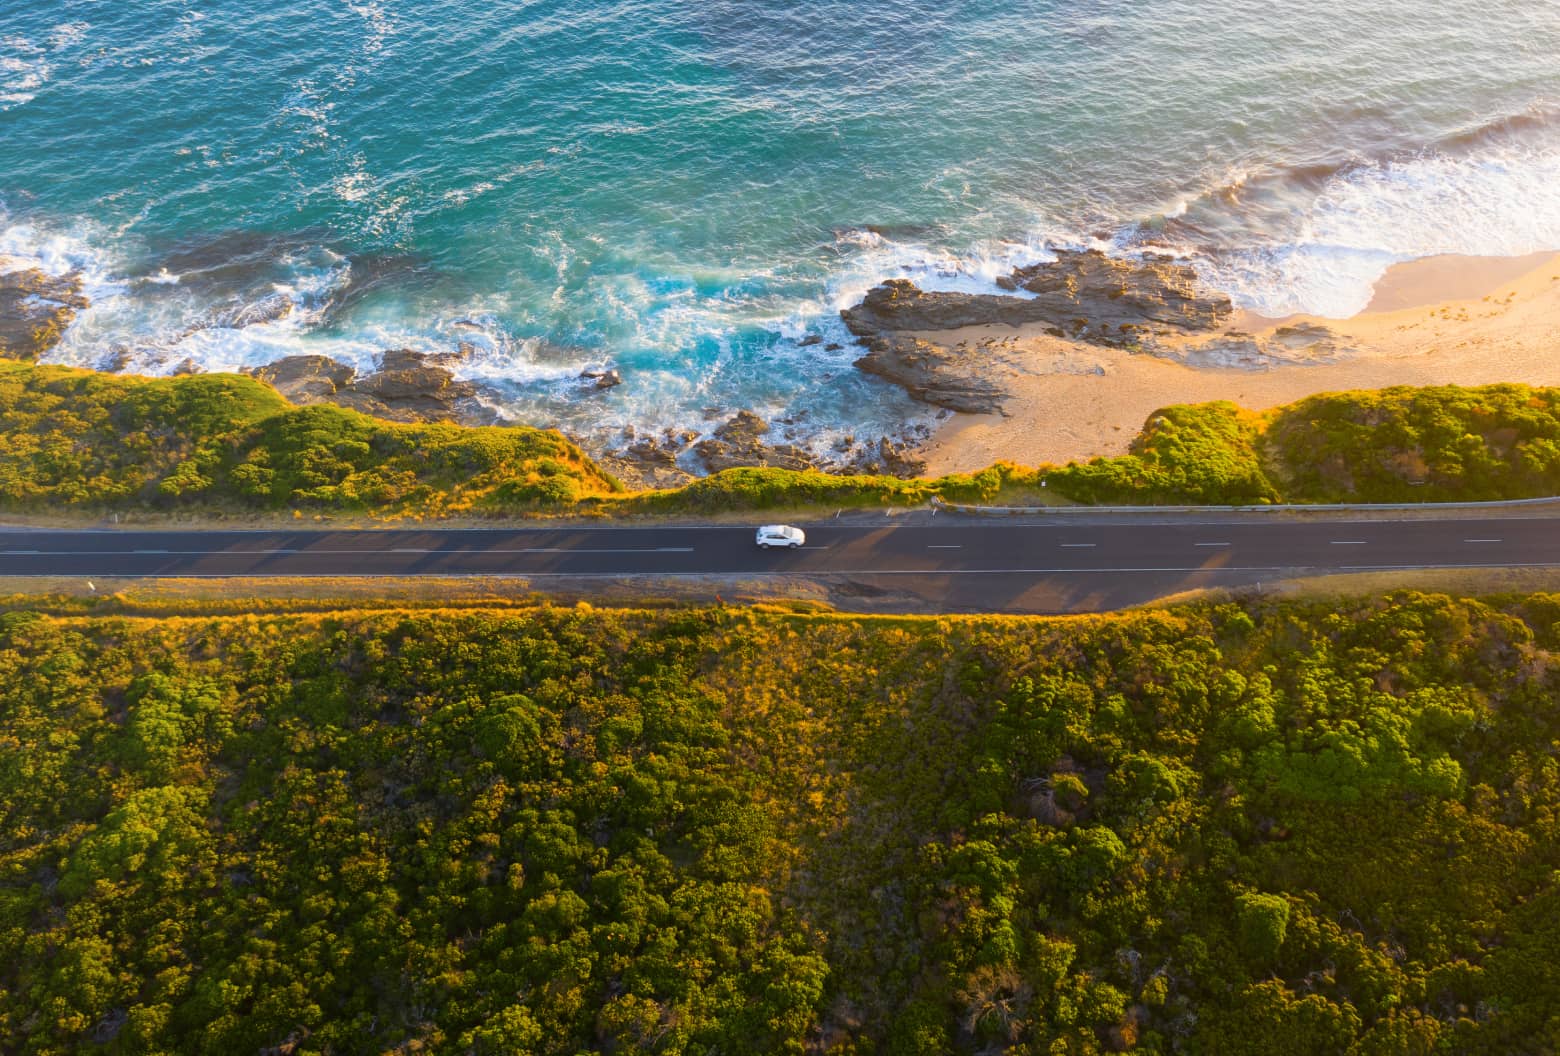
[823,227,1060,311]
[1139,109,1560,316]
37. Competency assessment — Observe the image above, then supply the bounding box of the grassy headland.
[2,593,1559,1052]
[8,363,1560,519]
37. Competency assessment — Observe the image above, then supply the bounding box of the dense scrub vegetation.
[3,593,1560,1053]
[1041,402,1277,505]
[1261,384,1560,502]
[0,364,621,514]
[9,365,1560,517]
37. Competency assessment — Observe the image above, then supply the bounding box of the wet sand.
[917,251,1560,473]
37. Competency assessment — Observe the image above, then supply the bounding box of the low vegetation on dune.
[7,364,1560,518]
[2,593,1559,1052]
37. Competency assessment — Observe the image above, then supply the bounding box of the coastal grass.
[11,364,1560,520]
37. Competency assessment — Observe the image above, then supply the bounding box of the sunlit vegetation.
[2,593,1559,1052]
[0,363,621,515]
[7,365,1560,517]
[1261,384,1560,502]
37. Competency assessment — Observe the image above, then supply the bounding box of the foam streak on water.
[1,0,1559,450]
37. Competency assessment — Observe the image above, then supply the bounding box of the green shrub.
[1,593,1559,1050]
[1236,892,1292,963]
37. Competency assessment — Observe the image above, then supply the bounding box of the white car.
[755,524,806,549]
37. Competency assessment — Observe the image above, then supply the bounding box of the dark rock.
[624,438,678,467]
[824,342,843,351]
[587,368,622,391]
[693,411,820,473]
[798,334,823,347]
[246,355,357,401]
[345,348,482,421]
[1007,250,1231,334]
[842,278,1058,337]
[827,435,928,479]
[841,249,1232,351]
[598,437,697,490]
[853,337,1011,414]
[872,438,926,477]
[839,249,1233,412]
[715,409,769,443]
[170,358,204,376]
[0,267,89,360]
[96,347,135,373]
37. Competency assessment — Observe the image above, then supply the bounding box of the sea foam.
[1189,136,1560,318]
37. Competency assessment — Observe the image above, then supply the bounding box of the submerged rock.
[209,292,295,330]
[579,368,623,391]
[0,268,90,360]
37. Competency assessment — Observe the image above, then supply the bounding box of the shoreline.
[917,251,1560,474]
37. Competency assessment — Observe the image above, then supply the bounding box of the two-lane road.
[2,514,1557,611]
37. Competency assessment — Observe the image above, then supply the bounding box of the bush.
[2,593,1558,1050]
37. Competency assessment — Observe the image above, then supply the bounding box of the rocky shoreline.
[837,249,1239,414]
[0,267,90,361]
[1,246,1344,488]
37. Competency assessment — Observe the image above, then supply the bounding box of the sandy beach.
[917,251,1560,474]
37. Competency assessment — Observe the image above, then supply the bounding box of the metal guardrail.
[928,495,1560,516]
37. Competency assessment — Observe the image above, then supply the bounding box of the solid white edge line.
[15,561,1560,579]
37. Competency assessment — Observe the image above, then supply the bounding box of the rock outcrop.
[248,355,357,401]
[841,249,1236,412]
[693,411,821,474]
[842,250,1233,351]
[344,349,486,421]
[246,348,489,423]
[997,249,1233,337]
[597,435,698,491]
[579,368,622,391]
[852,336,1013,415]
[835,436,929,477]
[0,268,90,360]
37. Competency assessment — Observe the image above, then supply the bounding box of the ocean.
[3,0,1559,452]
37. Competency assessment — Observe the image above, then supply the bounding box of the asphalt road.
[3,514,1559,612]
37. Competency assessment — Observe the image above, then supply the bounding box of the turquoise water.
[3,1,1560,448]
